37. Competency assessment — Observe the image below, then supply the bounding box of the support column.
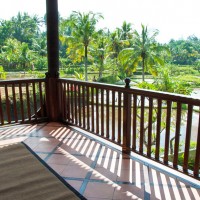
[45,0,60,121]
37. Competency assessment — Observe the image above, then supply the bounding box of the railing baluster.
[91,87,94,132]
[82,86,86,128]
[0,87,4,125]
[147,97,153,157]
[67,83,70,122]
[112,90,115,141]
[26,83,31,120]
[106,89,109,138]
[96,88,99,134]
[32,82,37,120]
[12,84,18,123]
[74,84,78,125]
[132,94,137,151]
[139,96,145,154]
[86,86,90,130]
[164,101,172,164]
[183,104,193,172]
[101,89,104,136]
[39,82,44,117]
[194,111,200,178]
[118,92,122,144]
[62,83,66,120]
[5,84,11,123]
[78,84,81,126]
[173,102,182,168]
[71,83,74,124]
[19,83,24,122]
[155,99,162,160]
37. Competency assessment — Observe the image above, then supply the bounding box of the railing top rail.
[0,78,46,85]
[58,78,200,106]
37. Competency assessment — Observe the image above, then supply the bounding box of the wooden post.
[45,0,60,121]
[122,78,131,154]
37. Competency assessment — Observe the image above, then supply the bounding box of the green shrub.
[97,75,120,84]
[0,66,7,79]
[171,65,199,75]
[177,75,200,87]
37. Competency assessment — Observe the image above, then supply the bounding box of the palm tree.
[119,21,132,41]
[119,24,168,81]
[11,12,42,45]
[68,11,103,81]
[90,29,108,78]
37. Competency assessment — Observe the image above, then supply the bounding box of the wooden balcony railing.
[0,79,47,125]
[58,78,200,179]
[0,77,199,179]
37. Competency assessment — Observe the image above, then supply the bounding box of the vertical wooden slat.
[67,83,70,122]
[155,99,162,160]
[91,87,94,132]
[12,84,18,123]
[26,83,31,121]
[118,92,121,144]
[194,111,200,177]
[71,83,74,123]
[0,87,4,125]
[173,102,182,168]
[147,97,153,157]
[86,86,90,130]
[96,88,99,134]
[112,90,115,141]
[164,101,172,164]
[132,94,137,151]
[74,84,78,125]
[39,82,44,117]
[106,89,109,138]
[62,82,66,120]
[5,84,11,123]
[78,85,82,126]
[19,83,24,122]
[101,89,104,136]
[82,86,86,128]
[32,82,37,120]
[183,104,193,172]
[139,96,145,154]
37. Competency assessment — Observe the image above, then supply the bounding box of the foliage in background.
[0,11,199,88]
[137,66,192,95]
[0,66,6,79]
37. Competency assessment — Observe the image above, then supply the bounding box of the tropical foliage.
[0,11,199,93]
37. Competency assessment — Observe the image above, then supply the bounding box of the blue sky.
[1,0,200,43]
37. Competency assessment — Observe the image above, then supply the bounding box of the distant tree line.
[0,12,200,81]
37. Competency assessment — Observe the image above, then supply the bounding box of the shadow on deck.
[0,122,199,200]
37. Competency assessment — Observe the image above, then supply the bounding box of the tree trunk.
[84,45,88,81]
[99,60,103,78]
[142,57,145,82]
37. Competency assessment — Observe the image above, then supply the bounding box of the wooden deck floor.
[0,122,200,200]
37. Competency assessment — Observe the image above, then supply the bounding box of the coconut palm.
[90,29,108,78]
[119,21,132,41]
[67,11,103,81]
[119,24,169,81]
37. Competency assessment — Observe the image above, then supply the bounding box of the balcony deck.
[0,122,199,200]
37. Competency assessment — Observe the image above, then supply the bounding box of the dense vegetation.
[0,12,200,92]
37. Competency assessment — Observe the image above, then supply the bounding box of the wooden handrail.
[58,78,200,180]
